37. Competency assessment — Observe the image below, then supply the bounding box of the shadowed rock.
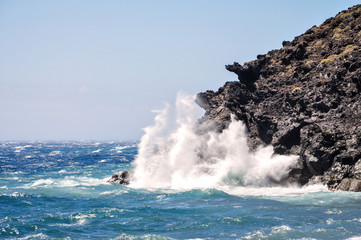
[108,171,130,185]
[196,5,361,191]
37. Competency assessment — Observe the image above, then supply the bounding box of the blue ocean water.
[1,141,361,240]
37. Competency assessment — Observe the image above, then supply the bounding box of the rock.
[351,159,361,178]
[108,171,130,185]
[196,5,361,191]
[337,178,361,191]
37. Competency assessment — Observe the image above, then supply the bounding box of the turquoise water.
[1,141,361,239]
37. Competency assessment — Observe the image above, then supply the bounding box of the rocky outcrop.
[108,171,130,185]
[196,5,361,191]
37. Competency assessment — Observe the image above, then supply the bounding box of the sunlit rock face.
[196,5,361,191]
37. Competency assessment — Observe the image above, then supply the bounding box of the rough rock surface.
[108,171,130,185]
[196,5,361,191]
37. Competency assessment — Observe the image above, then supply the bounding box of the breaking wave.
[131,93,299,190]
[23,176,109,189]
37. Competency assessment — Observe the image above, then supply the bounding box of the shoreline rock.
[196,5,361,191]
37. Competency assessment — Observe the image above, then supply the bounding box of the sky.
[0,0,359,141]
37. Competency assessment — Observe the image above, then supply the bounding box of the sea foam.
[131,93,299,191]
[24,176,109,189]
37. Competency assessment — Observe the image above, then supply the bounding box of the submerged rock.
[108,171,130,185]
[196,5,361,191]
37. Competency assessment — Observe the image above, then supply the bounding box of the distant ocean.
[1,96,361,240]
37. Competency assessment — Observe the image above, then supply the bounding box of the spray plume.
[131,93,298,190]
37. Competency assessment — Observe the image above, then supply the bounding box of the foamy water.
[131,93,298,191]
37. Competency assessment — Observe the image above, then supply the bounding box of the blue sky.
[0,0,359,141]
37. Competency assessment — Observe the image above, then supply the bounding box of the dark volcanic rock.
[108,171,130,185]
[196,5,361,191]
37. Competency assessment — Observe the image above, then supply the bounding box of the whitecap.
[113,146,128,151]
[14,145,32,152]
[271,225,292,233]
[72,213,96,225]
[31,179,54,187]
[23,176,110,188]
[111,145,136,153]
[114,233,175,240]
[347,237,361,240]
[49,213,96,227]
[156,194,166,200]
[100,189,129,195]
[5,176,20,180]
[325,208,342,215]
[17,233,49,240]
[21,200,32,205]
[241,231,266,239]
[222,217,242,223]
[326,218,334,225]
[10,192,25,197]
[220,184,328,197]
[56,176,110,187]
[49,151,61,156]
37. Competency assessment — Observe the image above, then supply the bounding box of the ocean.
[1,140,361,240]
[1,96,361,240]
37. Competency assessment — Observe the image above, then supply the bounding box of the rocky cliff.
[196,5,361,191]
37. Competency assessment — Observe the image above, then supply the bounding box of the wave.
[111,144,137,153]
[48,150,61,156]
[219,184,328,197]
[131,93,299,192]
[48,213,96,227]
[23,176,110,189]
[239,225,294,240]
[1,192,39,198]
[16,233,49,240]
[114,233,175,240]
[31,179,54,187]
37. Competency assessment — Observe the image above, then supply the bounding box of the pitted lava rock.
[196,5,361,191]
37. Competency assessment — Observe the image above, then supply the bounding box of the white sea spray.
[131,93,299,190]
